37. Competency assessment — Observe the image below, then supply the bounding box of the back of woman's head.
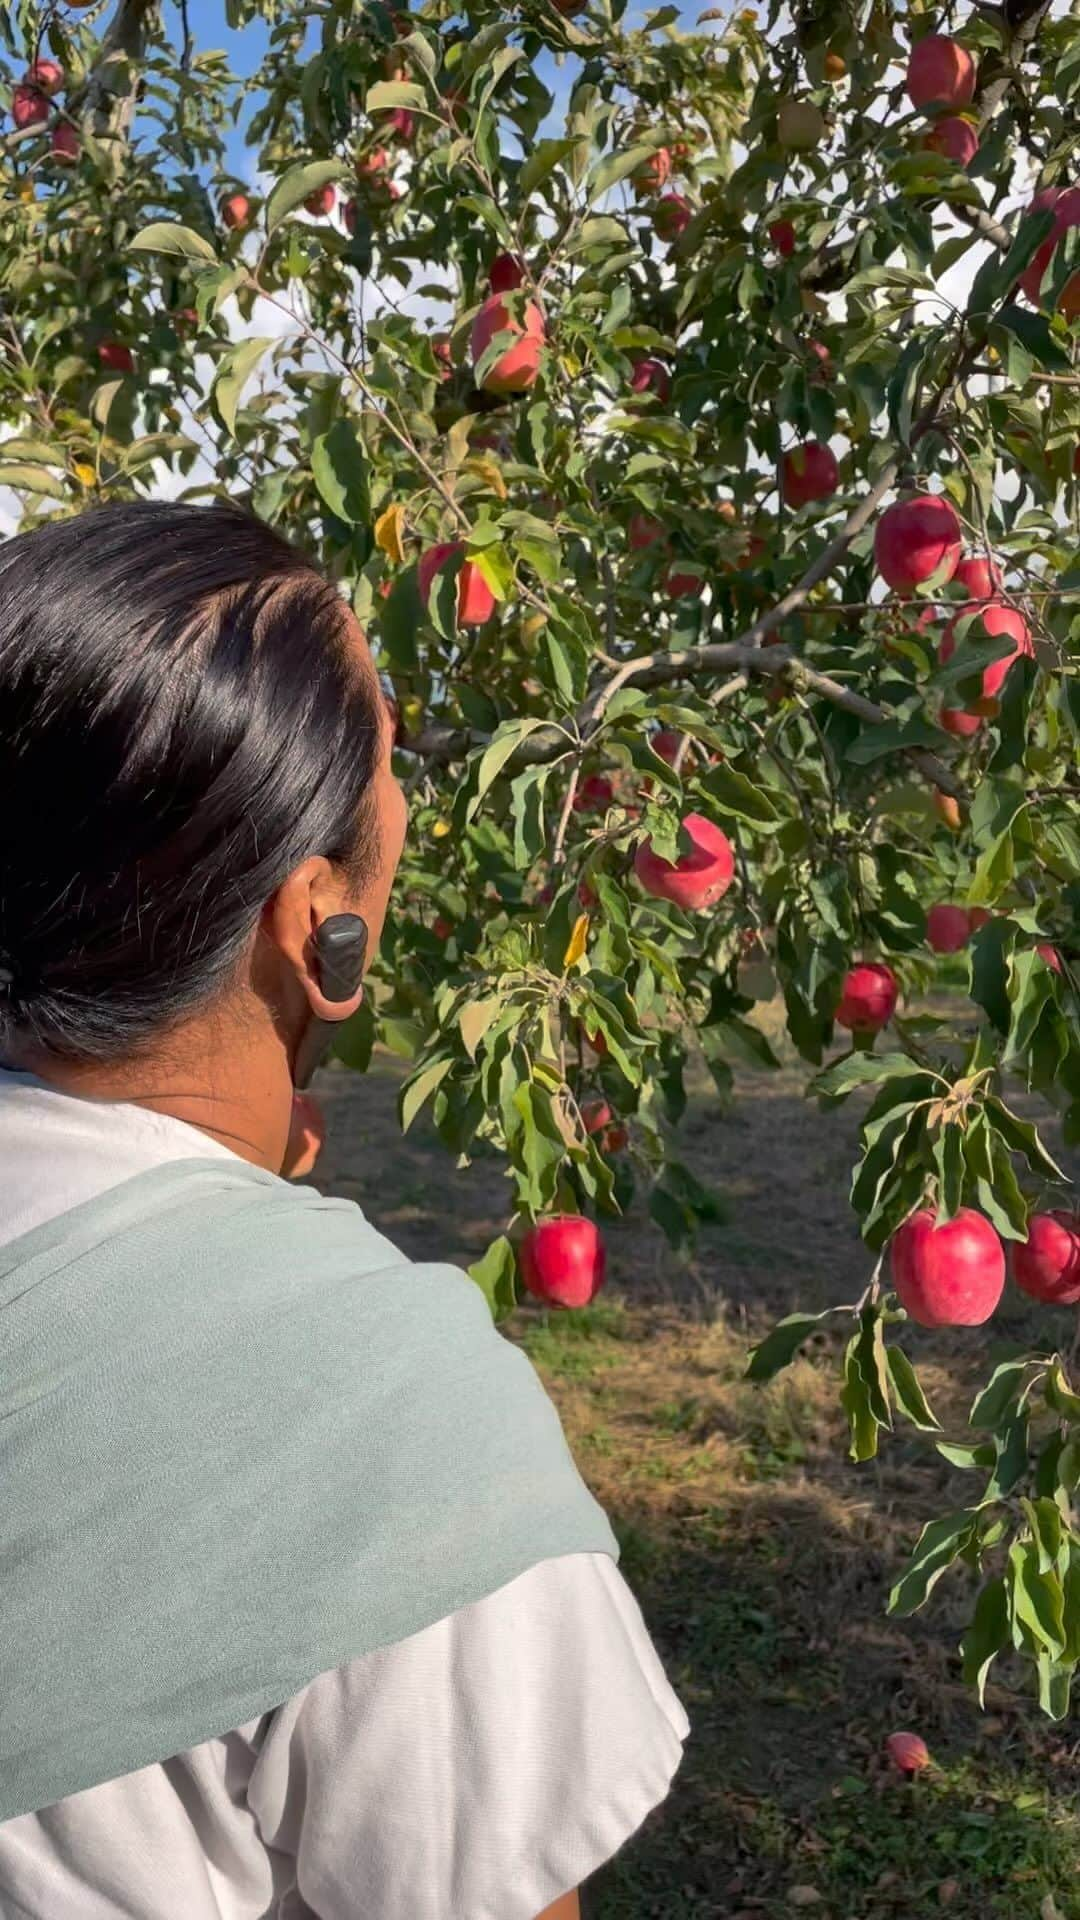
[0,499,383,1062]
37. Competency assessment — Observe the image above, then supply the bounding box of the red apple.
[601,1124,628,1153]
[343,199,358,235]
[632,147,672,194]
[97,341,134,372]
[281,1091,326,1181]
[875,493,962,591]
[890,1207,1005,1327]
[173,307,199,332]
[581,1098,613,1135]
[630,356,672,403]
[1019,185,1080,320]
[489,251,526,292]
[886,1731,931,1776]
[652,729,686,766]
[933,788,963,830]
[578,880,598,910]
[572,773,614,814]
[357,147,390,182]
[585,1026,607,1057]
[941,600,1033,700]
[835,962,898,1033]
[27,57,63,95]
[519,1216,607,1309]
[220,191,252,230]
[782,440,839,509]
[1013,1212,1080,1306]
[1037,942,1063,974]
[304,182,336,216]
[432,334,453,379]
[906,34,975,113]
[953,553,1002,599]
[432,915,454,940]
[628,512,665,550]
[49,120,78,161]
[418,541,495,626]
[384,106,414,142]
[926,903,971,953]
[807,338,831,375]
[769,218,796,257]
[968,906,991,930]
[653,192,693,241]
[666,562,704,599]
[940,704,983,737]
[923,116,978,168]
[634,813,734,911]
[470,291,545,395]
[11,83,48,130]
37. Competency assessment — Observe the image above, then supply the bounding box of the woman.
[0,501,688,1919]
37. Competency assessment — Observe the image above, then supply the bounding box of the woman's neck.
[14,1021,291,1174]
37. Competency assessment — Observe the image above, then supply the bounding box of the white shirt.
[0,1073,689,1918]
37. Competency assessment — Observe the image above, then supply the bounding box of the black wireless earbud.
[293,912,369,1091]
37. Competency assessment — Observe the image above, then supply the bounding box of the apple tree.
[2,0,1079,1713]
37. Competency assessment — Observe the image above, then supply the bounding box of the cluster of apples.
[891,1199,1080,1328]
[874,493,1034,737]
[470,251,545,396]
[626,137,696,246]
[906,32,979,171]
[925,903,1062,970]
[9,55,79,161]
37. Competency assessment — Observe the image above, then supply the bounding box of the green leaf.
[961,1576,1009,1707]
[0,463,67,497]
[588,144,656,200]
[970,1358,1035,1430]
[814,1052,930,1101]
[1009,1540,1065,1659]
[887,1346,941,1431]
[213,336,275,437]
[333,998,375,1073]
[459,995,502,1061]
[699,761,782,827]
[399,1053,455,1133]
[365,80,428,114]
[311,419,370,527]
[746,1309,834,1383]
[1037,1655,1073,1722]
[130,222,218,263]
[466,718,561,824]
[984,1097,1067,1183]
[1021,1496,1063,1576]
[1045,1366,1080,1423]
[889,1511,977,1616]
[982,1405,1029,1502]
[841,1329,881,1461]
[467,1234,519,1322]
[266,159,344,234]
[520,137,581,198]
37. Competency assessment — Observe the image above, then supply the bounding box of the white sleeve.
[246,1550,690,1920]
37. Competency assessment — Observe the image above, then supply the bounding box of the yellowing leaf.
[374,501,407,565]
[71,461,96,487]
[563,912,589,969]
[459,996,500,1060]
[464,455,508,499]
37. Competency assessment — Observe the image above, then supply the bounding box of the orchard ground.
[312,997,1080,1920]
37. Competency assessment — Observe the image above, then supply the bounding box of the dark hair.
[0,499,384,1062]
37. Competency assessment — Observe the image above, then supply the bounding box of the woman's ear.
[261,858,366,1022]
